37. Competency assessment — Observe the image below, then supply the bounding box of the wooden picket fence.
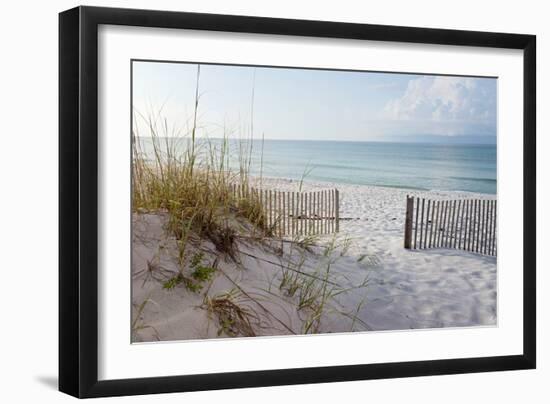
[231,184,340,237]
[404,196,497,256]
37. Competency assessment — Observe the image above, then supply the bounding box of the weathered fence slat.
[313,191,318,234]
[429,200,436,248]
[474,199,479,252]
[486,200,491,254]
[291,192,298,234]
[452,200,457,248]
[484,199,490,254]
[480,199,485,253]
[326,190,329,234]
[479,201,487,254]
[448,200,456,248]
[435,201,443,247]
[480,200,485,254]
[335,189,340,233]
[465,200,470,250]
[404,196,497,257]
[474,200,479,251]
[441,201,448,248]
[487,201,496,254]
[322,190,325,234]
[404,196,414,249]
[454,200,461,249]
[325,190,329,233]
[301,192,305,235]
[424,200,431,248]
[491,201,498,255]
[459,200,466,250]
[465,200,474,251]
[469,199,475,252]
[451,200,457,248]
[328,190,331,233]
[469,199,475,251]
[440,201,443,247]
[419,199,425,248]
[414,197,420,249]
[266,190,273,229]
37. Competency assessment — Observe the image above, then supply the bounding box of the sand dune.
[132,178,496,342]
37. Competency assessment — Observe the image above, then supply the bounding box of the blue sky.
[132,61,497,143]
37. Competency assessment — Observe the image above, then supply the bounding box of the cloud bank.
[383,76,496,137]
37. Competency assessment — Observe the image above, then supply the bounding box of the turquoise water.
[137,138,497,195]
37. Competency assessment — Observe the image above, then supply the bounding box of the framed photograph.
[59,6,536,398]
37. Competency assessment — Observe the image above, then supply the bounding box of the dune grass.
[132,78,271,265]
[131,297,160,341]
[203,289,259,337]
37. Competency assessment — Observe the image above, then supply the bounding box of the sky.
[132,61,497,143]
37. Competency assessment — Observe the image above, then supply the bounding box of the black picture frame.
[59,5,536,398]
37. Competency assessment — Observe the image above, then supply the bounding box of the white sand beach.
[132,178,497,342]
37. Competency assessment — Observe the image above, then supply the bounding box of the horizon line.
[136,135,497,145]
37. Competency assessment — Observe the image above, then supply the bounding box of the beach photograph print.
[131,60,497,343]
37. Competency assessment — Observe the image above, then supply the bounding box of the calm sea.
[137,138,497,195]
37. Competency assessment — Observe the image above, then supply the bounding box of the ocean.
[137,138,497,195]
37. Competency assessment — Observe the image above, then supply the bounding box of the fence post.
[335,189,340,233]
[404,196,414,249]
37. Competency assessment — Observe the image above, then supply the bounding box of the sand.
[132,178,497,342]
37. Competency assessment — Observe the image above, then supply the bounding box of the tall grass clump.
[132,66,269,261]
[133,125,271,258]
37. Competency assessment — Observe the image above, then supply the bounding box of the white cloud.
[384,76,496,136]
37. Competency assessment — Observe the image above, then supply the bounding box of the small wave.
[449,176,496,183]
[311,177,430,192]
[377,184,430,191]
[427,187,496,196]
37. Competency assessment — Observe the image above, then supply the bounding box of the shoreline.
[249,174,497,200]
